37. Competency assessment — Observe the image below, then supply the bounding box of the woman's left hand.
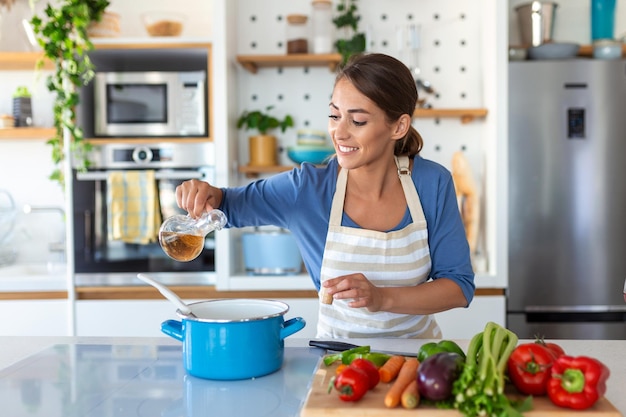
[323,273,383,311]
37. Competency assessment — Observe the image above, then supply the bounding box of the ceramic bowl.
[528,42,580,60]
[296,129,328,146]
[593,40,623,60]
[287,146,335,165]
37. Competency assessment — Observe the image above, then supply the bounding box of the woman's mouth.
[338,145,358,153]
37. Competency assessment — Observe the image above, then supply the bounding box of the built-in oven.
[71,143,216,286]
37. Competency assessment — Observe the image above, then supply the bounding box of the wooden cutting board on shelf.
[300,359,623,417]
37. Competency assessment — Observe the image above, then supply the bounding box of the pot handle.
[161,319,184,342]
[280,317,306,340]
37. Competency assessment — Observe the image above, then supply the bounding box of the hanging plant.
[333,0,366,65]
[30,0,110,187]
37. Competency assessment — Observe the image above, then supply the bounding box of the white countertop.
[0,336,623,415]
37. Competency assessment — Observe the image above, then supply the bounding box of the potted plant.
[30,0,110,186]
[237,106,294,167]
[333,0,366,65]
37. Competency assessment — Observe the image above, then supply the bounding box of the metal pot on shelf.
[242,227,303,275]
[515,1,558,47]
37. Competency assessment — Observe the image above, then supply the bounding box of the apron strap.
[395,155,426,222]
[329,167,348,225]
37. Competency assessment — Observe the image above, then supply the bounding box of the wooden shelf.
[239,164,294,177]
[0,51,53,71]
[414,108,488,124]
[0,41,213,71]
[0,127,55,139]
[236,53,342,74]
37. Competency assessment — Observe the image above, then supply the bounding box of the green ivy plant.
[237,106,294,135]
[30,0,110,187]
[333,0,366,65]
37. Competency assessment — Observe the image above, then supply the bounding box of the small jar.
[311,0,334,54]
[286,14,309,54]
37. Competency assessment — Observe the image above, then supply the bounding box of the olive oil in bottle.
[159,232,205,262]
[158,209,227,262]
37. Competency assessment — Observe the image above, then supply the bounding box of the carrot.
[384,358,419,408]
[400,379,420,409]
[378,355,406,383]
[335,364,348,375]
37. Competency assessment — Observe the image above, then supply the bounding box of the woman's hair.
[335,53,423,156]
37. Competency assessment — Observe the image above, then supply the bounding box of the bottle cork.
[320,287,334,305]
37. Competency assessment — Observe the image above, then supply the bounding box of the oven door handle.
[75,170,205,181]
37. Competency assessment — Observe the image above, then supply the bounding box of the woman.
[176,53,475,338]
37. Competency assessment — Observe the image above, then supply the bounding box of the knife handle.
[309,340,361,351]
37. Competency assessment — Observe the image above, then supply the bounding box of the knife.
[308,340,417,357]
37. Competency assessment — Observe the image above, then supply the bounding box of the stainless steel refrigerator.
[508,59,626,339]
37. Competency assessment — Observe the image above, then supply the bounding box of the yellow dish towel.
[107,170,162,244]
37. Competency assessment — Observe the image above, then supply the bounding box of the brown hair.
[335,53,423,156]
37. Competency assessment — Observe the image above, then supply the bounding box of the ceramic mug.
[161,299,305,380]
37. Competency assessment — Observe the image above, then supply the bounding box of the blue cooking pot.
[161,299,305,380]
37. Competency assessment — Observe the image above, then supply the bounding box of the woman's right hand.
[175,179,223,218]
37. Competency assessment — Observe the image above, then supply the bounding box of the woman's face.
[328,78,402,170]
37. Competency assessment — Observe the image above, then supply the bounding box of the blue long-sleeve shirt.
[220,156,475,305]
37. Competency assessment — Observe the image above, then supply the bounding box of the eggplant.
[417,351,464,401]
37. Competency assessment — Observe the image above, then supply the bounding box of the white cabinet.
[3,292,504,338]
[74,298,320,339]
[0,300,69,336]
[75,300,179,337]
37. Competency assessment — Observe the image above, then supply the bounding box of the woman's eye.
[328,115,339,121]
[353,120,366,127]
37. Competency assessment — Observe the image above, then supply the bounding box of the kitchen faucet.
[22,204,66,255]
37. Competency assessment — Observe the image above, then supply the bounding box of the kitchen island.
[0,336,623,416]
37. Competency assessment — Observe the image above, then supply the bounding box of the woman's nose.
[331,119,349,140]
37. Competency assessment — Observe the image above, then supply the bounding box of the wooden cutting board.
[301,358,623,417]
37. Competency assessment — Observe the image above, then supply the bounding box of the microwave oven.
[93,71,207,137]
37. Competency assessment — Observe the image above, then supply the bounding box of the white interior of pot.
[186,299,289,321]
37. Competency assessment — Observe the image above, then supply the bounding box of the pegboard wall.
[235,0,488,179]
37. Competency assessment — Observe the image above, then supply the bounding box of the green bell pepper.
[323,345,370,366]
[417,340,466,362]
[344,352,391,367]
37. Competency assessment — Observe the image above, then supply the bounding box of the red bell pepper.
[547,355,610,410]
[507,342,556,395]
[349,358,380,389]
[331,366,370,401]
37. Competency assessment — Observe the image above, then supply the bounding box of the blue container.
[161,299,305,380]
[242,230,303,275]
[591,0,616,41]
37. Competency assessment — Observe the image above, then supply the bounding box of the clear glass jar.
[286,14,309,54]
[159,209,227,262]
[311,0,334,54]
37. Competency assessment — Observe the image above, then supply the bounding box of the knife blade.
[308,340,417,357]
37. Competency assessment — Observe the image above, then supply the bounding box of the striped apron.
[316,155,441,339]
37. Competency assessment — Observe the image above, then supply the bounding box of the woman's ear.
[391,113,412,140]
